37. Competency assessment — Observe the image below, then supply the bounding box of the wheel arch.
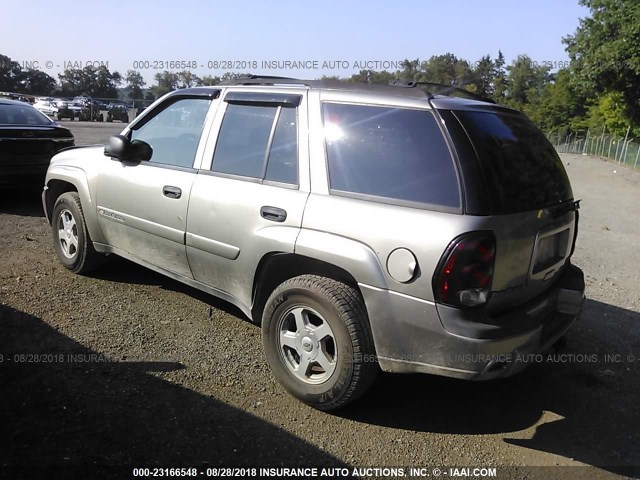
[251,253,365,326]
[44,179,77,223]
[44,167,105,244]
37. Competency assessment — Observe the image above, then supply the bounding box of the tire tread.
[263,274,378,410]
[52,192,104,274]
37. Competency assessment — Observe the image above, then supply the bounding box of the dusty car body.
[42,77,585,410]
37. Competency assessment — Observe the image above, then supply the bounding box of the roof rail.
[220,76,426,98]
[215,75,495,104]
[217,75,311,86]
[389,80,495,103]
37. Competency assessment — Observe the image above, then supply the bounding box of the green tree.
[94,66,122,98]
[526,68,583,132]
[587,91,632,137]
[177,70,201,88]
[505,55,550,109]
[472,54,496,98]
[199,75,221,86]
[398,59,421,82]
[20,69,57,95]
[58,68,84,96]
[0,54,23,91]
[418,53,473,86]
[58,65,121,98]
[349,70,395,84]
[221,72,252,81]
[564,0,640,126]
[492,50,508,102]
[152,71,179,97]
[126,70,146,100]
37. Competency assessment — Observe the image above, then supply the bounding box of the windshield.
[454,110,572,213]
[0,104,53,125]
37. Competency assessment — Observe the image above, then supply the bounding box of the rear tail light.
[433,232,496,308]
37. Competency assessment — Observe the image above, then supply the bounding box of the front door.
[96,96,215,277]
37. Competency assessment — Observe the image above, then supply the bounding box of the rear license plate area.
[533,228,569,274]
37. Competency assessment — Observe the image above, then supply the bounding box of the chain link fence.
[548,129,640,170]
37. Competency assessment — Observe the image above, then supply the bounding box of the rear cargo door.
[452,109,578,313]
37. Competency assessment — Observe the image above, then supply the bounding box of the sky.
[2,0,590,84]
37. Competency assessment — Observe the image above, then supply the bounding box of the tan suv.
[42,76,585,410]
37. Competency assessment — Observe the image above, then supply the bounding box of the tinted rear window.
[323,103,460,209]
[455,110,572,213]
[0,104,52,125]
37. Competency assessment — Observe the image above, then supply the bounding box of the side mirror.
[104,135,152,162]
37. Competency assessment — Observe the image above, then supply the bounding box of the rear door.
[185,89,310,311]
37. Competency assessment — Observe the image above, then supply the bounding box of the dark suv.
[78,100,104,122]
[43,77,585,410]
[106,103,129,123]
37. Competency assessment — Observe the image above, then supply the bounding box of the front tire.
[51,192,104,274]
[262,275,378,410]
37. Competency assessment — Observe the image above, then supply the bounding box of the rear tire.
[262,275,378,410]
[51,192,104,274]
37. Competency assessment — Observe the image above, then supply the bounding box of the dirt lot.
[1,122,639,479]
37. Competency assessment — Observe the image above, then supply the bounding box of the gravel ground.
[1,122,639,479]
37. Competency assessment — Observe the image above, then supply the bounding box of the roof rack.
[217,76,435,100]
[217,75,311,87]
[217,75,495,103]
[389,80,496,103]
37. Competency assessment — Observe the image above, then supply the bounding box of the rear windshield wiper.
[549,199,580,218]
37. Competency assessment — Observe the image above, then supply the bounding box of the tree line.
[1,0,637,137]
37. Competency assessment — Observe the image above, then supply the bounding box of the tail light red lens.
[433,232,496,308]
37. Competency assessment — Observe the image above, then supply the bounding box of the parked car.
[42,77,585,410]
[33,100,58,116]
[73,95,91,106]
[94,100,109,111]
[0,98,74,187]
[56,101,82,121]
[78,101,104,122]
[106,103,129,123]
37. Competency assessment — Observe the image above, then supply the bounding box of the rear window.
[323,103,460,209]
[0,104,52,125]
[454,110,572,213]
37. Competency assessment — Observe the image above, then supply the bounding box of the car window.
[454,110,573,213]
[322,103,460,208]
[265,107,298,184]
[212,103,298,184]
[0,104,52,125]
[130,98,211,168]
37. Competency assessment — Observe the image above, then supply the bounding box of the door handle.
[163,185,182,199]
[260,206,287,223]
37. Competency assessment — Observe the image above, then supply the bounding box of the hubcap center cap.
[301,337,313,352]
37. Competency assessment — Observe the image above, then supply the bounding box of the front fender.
[44,165,106,245]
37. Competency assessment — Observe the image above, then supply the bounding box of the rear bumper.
[361,263,585,380]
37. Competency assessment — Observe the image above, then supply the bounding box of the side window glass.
[130,98,211,168]
[212,104,277,177]
[323,103,460,208]
[265,107,298,184]
[212,102,298,185]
